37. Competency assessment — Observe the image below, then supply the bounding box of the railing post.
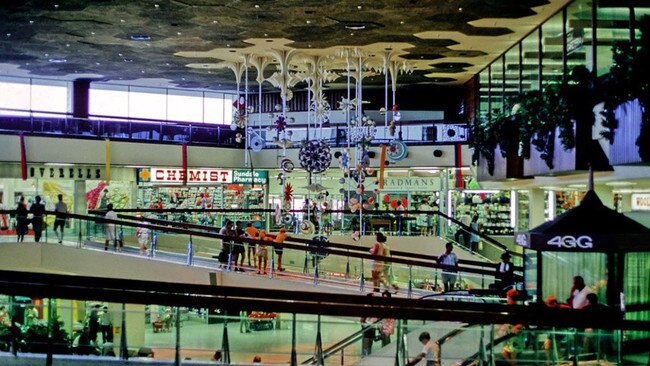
[78,220,83,248]
[46,297,53,366]
[313,256,319,285]
[345,251,351,279]
[222,311,231,364]
[489,324,495,366]
[408,265,413,299]
[290,313,298,366]
[269,250,275,278]
[314,314,324,365]
[186,236,193,266]
[572,328,578,366]
[9,295,17,356]
[119,303,128,360]
[359,258,365,292]
[174,307,181,366]
[150,232,157,258]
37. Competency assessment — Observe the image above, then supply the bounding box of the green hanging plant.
[605,15,650,162]
[470,116,499,175]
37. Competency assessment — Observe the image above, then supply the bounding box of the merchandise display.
[453,191,514,236]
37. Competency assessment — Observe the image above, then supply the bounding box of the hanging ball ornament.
[383,194,391,203]
[298,140,332,174]
[280,158,295,172]
[368,197,375,204]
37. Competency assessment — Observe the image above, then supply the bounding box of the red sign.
[148,168,232,184]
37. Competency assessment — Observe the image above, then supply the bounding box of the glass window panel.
[542,251,607,306]
[596,5,633,76]
[223,94,233,125]
[542,10,565,85]
[504,46,521,99]
[168,89,203,123]
[30,79,68,115]
[129,86,166,120]
[90,84,129,118]
[0,77,31,113]
[566,0,593,73]
[490,58,504,114]
[478,68,490,120]
[204,92,226,124]
[521,30,540,91]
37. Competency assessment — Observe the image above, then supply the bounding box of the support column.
[74,180,86,239]
[528,188,547,229]
[71,79,91,119]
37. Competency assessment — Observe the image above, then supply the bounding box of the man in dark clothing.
[29,196,46,242]
[494,252,515,290]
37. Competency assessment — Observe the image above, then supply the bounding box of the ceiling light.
[306,20,311,24]
[605,181,637,187]
[65,43,70,47]
[120,19,125,23]
[350,32,354,36]
[400,21,405,25]
[29,20,34,24]
[176,32,182,36]
[48,58,67,63]
[345,25,365,30]
[154,4,160,8]
[458,7,463,12]
[264,33,268,37]
[54,4,59,9]
[212,20,218,24]
[5,33,10,38]
[130,34,151,41]
[308,44,312,48]
[45,163,73,166]
[123,58,133,63]
[357,5,362,9]
[226,44,230,47]
[254,4,260,8]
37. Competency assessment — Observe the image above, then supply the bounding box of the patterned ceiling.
[0,0,571,91]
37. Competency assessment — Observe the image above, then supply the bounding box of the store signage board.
[233,170,268,184]
[29,165,103,180]
[515,232,645,251]
[381,177,441,191]
[139,167,232,184]
[631,193,650,211]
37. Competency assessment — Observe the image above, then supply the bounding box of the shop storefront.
[136,167,267,228]
[0,164,135,237]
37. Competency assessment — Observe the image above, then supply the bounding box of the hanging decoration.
[232,95,247,129]
[247,127,265,152]
[280,158,295,172]
[387,140,409,161]
[298,140,332,174]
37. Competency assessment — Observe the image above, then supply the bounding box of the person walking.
[104,203,118,251]
[136,221,150,255]
[29,195,45,242]
[273,227,290,272]
[218,220,236,268]
[256,230,270,274]
[15,196,28,242]
[437,242,458,292]
[468,215,481,254]
[53,194,68,244]
[369,232,387,292]
[407,331,440,366]
[244,222,259,266]
[232,221,246,272]
[99,306,113,343]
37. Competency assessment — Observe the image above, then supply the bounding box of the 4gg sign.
[546,235,594,249]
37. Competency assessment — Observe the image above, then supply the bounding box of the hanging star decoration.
[232,95,247,129]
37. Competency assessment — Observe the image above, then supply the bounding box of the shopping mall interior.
[1,0,650,365]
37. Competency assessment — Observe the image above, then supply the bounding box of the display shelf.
[453,191,514,236]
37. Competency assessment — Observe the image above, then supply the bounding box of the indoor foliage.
[606,16,650,162]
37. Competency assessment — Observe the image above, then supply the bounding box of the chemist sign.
[138,167,232,184]
[233,170,268,184]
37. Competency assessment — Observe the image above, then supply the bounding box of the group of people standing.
[218,220,291,274]
[14,194,68,243]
